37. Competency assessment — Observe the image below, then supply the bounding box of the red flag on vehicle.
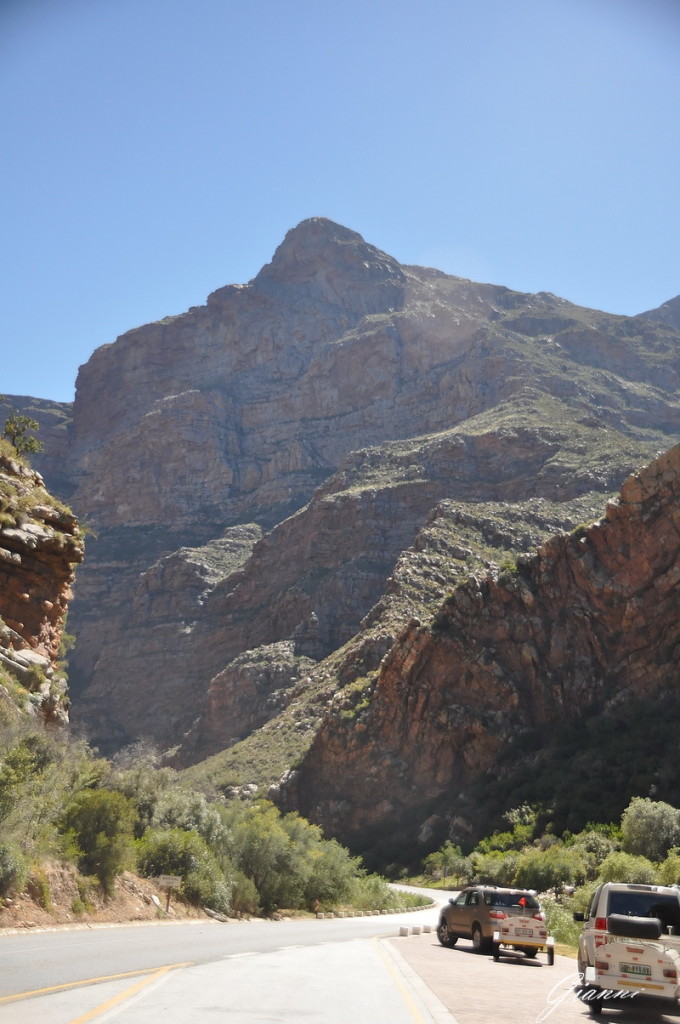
[518,897,527,907]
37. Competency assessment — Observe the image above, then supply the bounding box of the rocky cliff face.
[66,220,408,532]
[280,443,680,854]
[640,294,680,331]
[7,219,680,786]
[0,446,83,726]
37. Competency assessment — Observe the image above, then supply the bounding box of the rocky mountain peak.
[264,217,366,260]
[254,217,406,314]
[639,294,680,330]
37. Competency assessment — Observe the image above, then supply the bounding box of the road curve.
[0,903,453,1024]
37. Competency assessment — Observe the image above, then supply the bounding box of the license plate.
[515,928,532,936]
[619,962,651,976]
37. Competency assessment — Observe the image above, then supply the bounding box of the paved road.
[0,935,453,1024]
[0,885,447,1001]
[391,931,680,1024]
[10,923,678,1024]
[0,915,412,999]
[0,900,448,1023]
[8,887,678,1023]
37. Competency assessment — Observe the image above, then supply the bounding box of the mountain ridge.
[6,218,680,859]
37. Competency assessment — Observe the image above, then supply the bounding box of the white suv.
[574,882,680,1016]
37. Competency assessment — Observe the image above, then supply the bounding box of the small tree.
[424,841,471,882]
[472,850,519,886]
[597,851,659,884]
[136,827,230,912]
[0,841,28,897]
[232,802,306,913]
[569,829,617,879]
[621,797,680,862]
[303,837,359,906]
[229,870,260,916]
[60,789,137,895]
[513,844,587,891]
[1,398,43,456]
[659,849,680,885]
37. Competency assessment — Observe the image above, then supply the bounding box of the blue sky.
[2,0,679,403]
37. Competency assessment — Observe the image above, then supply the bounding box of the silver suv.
[437,885,547,956]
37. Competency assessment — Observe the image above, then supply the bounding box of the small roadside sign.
[157,875,182,911]
[158,875,182,888]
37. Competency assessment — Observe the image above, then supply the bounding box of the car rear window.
[490,892,539,909]
[607,891,680,929]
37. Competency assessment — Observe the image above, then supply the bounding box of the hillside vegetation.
[418,796,680,947]
[0,726,424,926]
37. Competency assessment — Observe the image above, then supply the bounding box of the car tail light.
[489,910,506,920]
[595,917,607,931]
[532,912,545,922]
[595,960,609,971]
[663,969,677,980]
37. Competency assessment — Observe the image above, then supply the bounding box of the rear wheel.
[588,998,603,1017]
[492,941,501,962]
[472,923,491,953]
[437,919,458,948]
[547,946,554,966]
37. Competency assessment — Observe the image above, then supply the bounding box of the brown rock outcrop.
[189,641,317,756]
[0,449,83,726]
[639,294,680,331]
[282,444,680,848]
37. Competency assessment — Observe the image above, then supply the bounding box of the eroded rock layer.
[281,444,680,849]
[0,450,83,725]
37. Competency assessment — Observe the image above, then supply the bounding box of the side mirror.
[573,911,585,922]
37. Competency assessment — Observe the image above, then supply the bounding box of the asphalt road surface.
[4,890,677,1023]
[0,898,449,1023]
[0,934,461,1024]
[394,930,680,1024]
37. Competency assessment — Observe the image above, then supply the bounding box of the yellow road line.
[0,961,192,1006]
[374,937,428,1024]
[66,963,184,1024]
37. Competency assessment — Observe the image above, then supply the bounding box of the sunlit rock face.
[0,450,83,726]
[282,444,680,849]
[7,219,680,771]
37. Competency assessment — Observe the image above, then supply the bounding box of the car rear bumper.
[582,965,679,1005]
[493,930,553,951]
